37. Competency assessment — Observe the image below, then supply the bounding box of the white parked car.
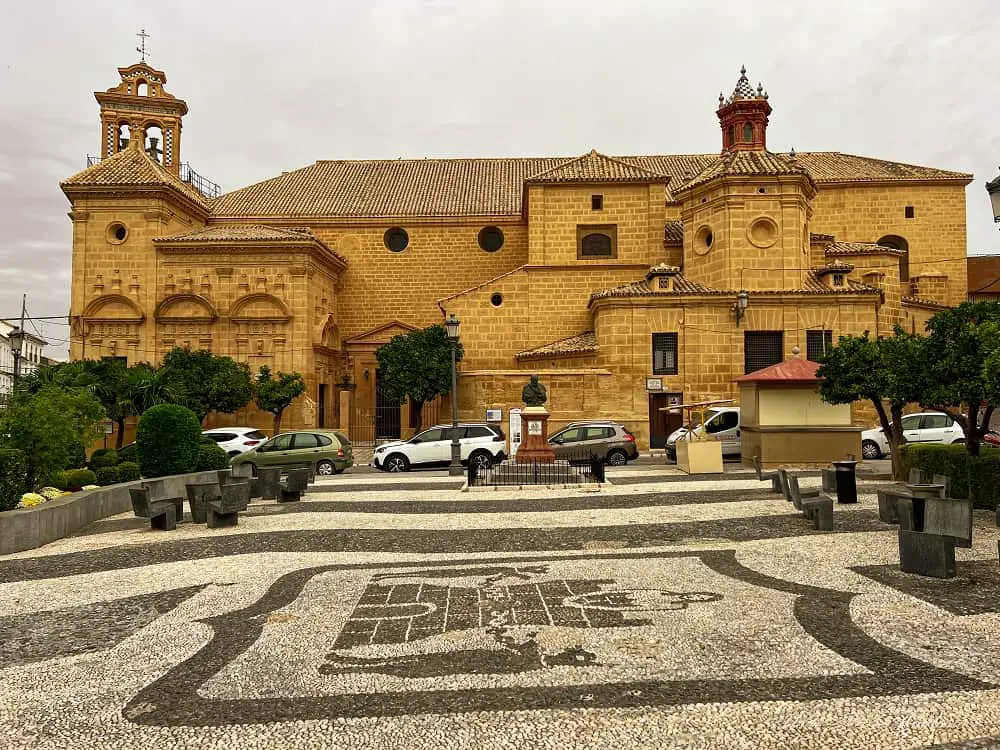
[371,423,507,472]
[665,407,742,458]
[202,427,269,457]
[860,412,964,460]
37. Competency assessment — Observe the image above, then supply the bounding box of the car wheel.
[861,440,882,460]
[606,449,628,466]
[385,454,409,473]
[469,450,493,470]
[316,459,335,476]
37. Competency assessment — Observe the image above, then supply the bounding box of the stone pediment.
[154,294,219,323]
[344,320,419,346]
[82,294,145,322]
[230,293,291,322]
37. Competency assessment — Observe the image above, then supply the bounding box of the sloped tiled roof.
[664,221,684,245]
[525,150,666,184]
[678,149,813,193]
[825,241,906,257]
[590,270,880,304]
[733,357,820,384]
[156,225,315,242]
[61,146,209,209]
[209,152,971,218]
[902,295,950,310]
[515,331,598,360]
[153,224,347,266]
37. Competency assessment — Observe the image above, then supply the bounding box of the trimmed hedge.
[57,468,98,492]
[899,443,1000,510]
[196,442,230,471]
[119,444,137,464]
[88,449,119,470]
[116,461,141,482]
[0,449,28,512]
[95,466,118,486]
[137,404,202,478]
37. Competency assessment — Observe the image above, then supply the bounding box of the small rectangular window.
[591,194,603,210]
[745,331,783,374]
[905,206,915,219]
[652,333,678,375]
[806,330,833,362]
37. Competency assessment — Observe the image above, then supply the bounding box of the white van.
[665,406,741,459]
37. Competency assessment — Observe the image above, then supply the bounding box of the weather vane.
[136,29,150,63]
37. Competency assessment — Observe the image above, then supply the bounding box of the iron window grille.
[652,333,678,375]
[744,331,783,374]
[806,330,833,362]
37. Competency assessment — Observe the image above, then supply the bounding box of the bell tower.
[717,66,771,152]
[94,39,187,176]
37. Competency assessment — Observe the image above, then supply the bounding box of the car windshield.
[684,408,725,431]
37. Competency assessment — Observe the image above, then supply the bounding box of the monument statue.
[521,375,547,407]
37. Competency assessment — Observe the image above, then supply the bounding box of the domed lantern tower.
[717,65,771,152]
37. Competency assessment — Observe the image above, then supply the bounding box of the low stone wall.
[0,470,223,556]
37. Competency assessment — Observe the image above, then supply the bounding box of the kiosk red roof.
[733,358,821,384]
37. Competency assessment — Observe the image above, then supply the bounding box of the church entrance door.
[648,393,683,449]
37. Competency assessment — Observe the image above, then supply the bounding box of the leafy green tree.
[921,302,1000,456]
[816,329,925,480]
[375,324,462,428]
[160,347,253,423]
[0,385,106,488]
[253,366,306,434]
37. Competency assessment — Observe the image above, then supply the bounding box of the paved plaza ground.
[1,464,999,749]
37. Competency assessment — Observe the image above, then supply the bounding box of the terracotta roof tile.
[209,152,971,219]
[825,241,906,257]
[677,150,813,193]
[902,294,950,310]
[664,221,684,245]
[515,331,597,360]
[526,150,666,184]
[153,223,347,266]
[810,232,835,242]
[733,357,820,383]
[61,146,208,209]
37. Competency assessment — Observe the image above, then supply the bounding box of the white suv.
[202,427,268,457]
[372,423,507,472]
[860,412,964,459]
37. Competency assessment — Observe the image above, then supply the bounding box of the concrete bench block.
[185,482,221,524]
[258,468,281,500]
[821,468,836,493]
[802,496,834,531]
[899,529,957,579]
[923,497,973,549]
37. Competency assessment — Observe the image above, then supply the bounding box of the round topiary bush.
[0,449,28,512]
[95,466,118,486]
[88,449,120,470]
[137,404,202,478]
[196,442,230,471]
[60,468,98,491]
[116,461,141,483]
[119,444,138,464]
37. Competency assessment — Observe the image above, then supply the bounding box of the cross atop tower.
[136,29,150,63]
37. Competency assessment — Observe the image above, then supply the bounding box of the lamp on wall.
[9,328,24,382]
[987,167,1000,224]
[732,290,749,326]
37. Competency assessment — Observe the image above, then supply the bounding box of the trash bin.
[832,460,858,504]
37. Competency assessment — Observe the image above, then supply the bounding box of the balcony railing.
[85,156,221,199]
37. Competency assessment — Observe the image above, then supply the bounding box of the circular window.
[748,217,778,248]
[479,226,504,252]
[383,227,409,252]
[694,225,713,255]
[106,222,128,244]
[490,293,503,307]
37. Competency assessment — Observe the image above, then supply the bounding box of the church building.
[62,61,972,448]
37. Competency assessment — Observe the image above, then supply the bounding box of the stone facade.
[62,63,972,448]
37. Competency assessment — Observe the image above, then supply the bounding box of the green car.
[230,430,353,476]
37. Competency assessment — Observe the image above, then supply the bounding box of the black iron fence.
[469,449,606,487]
[348,396,442,447]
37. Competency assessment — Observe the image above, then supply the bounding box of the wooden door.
[648,393,683,448]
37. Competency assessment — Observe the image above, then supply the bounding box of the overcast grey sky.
[1,0,998,355]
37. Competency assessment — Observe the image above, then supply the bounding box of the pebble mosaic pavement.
[1,466,1000,749]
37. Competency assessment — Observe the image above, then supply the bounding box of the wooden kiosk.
[659,399,734,474]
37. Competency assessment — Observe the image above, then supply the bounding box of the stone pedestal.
[514,407,555,463]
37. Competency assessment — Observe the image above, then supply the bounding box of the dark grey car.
[548,422,639,465]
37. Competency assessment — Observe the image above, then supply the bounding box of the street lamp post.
[987,168,1000,224]
[9,328,24,385]
[445,314,463,476]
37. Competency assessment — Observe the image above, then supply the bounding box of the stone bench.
[787,474,833,532]
[821,467,837,493]
[877,477,948,524]
[279,468,311,503]
[751,456,781,493]
[897,494,973,579]
[185,481,221,524]
[128,487,178,531]
[136,479,186,523]
[258,467,282,501]
[230,463,261,499]
[206,482,251,528]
